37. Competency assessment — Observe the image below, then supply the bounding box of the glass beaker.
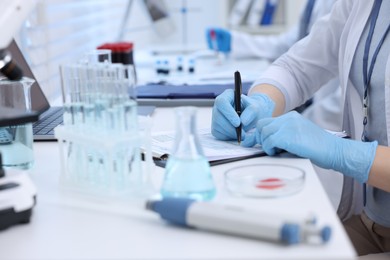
[0,77,35,169]
[160,106,216,201]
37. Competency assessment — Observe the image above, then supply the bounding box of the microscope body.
[0,166,36,230]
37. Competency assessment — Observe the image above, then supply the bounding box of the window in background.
[17,0,130,102]
[16,0,224,102]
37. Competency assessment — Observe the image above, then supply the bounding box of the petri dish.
[224,164,305,198]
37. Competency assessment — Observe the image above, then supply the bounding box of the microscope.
[0,0,38,230]
[0,151,37,230]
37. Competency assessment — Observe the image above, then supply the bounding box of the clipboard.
[146,129,266,168]
[136,82,253,99]
[153,152,266,168]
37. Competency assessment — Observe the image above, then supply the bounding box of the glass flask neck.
[172,107,204,159]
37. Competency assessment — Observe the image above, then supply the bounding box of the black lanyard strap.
[361,0,390,205]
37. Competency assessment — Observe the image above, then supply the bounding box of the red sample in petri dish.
[256,178,285,189]
[225,164,305,198]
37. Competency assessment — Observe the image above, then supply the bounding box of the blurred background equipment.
[0,0,36,80]
[143,0,176,37]
[0,152,37,231]
[0,0,38,231]
[0,109,38,231]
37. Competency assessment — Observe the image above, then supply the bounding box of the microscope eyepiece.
[0,49,23,80]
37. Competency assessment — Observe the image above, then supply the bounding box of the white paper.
[150,128,264,161]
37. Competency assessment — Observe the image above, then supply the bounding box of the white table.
[0,107,357,259]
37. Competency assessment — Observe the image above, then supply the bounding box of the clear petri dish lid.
[224,164,305,198]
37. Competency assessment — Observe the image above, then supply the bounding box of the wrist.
[333,139,378,183]
[248,84,285,116]
[250,93,275,118]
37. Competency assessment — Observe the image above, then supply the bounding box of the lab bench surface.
[0,107,356,259]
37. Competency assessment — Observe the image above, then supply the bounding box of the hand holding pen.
[211,74,276,142]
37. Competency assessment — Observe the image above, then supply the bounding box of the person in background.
[211,0,390,256]
[207,0,344,211]
[206,0,340,130]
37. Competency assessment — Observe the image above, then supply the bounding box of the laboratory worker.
[207,0,344,210]
[211,0,390,256]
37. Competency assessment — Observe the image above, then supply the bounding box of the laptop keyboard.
[33,107,64,136]
[32,105,154,140]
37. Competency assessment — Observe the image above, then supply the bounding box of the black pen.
[234,71,242,144]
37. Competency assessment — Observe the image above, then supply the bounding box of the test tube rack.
[54,120,155,199]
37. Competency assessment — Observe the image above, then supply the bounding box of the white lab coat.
[256,0,389,219]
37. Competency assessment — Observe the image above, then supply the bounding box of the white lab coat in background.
[230,1,336,61]
[256,0,388,219]
[232,0,344,210]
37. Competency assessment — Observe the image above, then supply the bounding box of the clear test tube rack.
[55,62,154,199]
[54,122,155,199]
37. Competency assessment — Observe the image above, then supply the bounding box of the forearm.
[368,145,390,192]
[249,84,286,116]
[231,27,298,60]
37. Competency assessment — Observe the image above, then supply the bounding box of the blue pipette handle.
[146,197,331,245]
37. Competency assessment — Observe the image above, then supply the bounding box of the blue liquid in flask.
[161,156,216,201]
[160,106,216,201]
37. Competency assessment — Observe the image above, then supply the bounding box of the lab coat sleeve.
[230,25,299,60]
[252,0,352,112]
[229,0,337,60]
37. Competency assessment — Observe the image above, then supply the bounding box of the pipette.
[146,197,331,245]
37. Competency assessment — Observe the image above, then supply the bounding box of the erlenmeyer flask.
[161,106,216,201]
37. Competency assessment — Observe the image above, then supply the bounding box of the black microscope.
[0,0,39,230]
[0,108,38,230]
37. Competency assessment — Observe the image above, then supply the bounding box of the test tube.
[60,64,88,180]
[109,64,138,133]
[60,64,84,126]
[123,65,138,133]
[78,65,103,183]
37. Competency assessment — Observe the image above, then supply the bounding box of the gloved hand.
[205,27,231,54]
[242,111,378,183]
[211,90,275,141]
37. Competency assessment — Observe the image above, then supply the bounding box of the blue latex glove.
[211,90,275,141]
[205,27,231,54]
[242,111,378,183]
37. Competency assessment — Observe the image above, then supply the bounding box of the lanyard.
[361,0,390,205]
[362,0,390,142]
